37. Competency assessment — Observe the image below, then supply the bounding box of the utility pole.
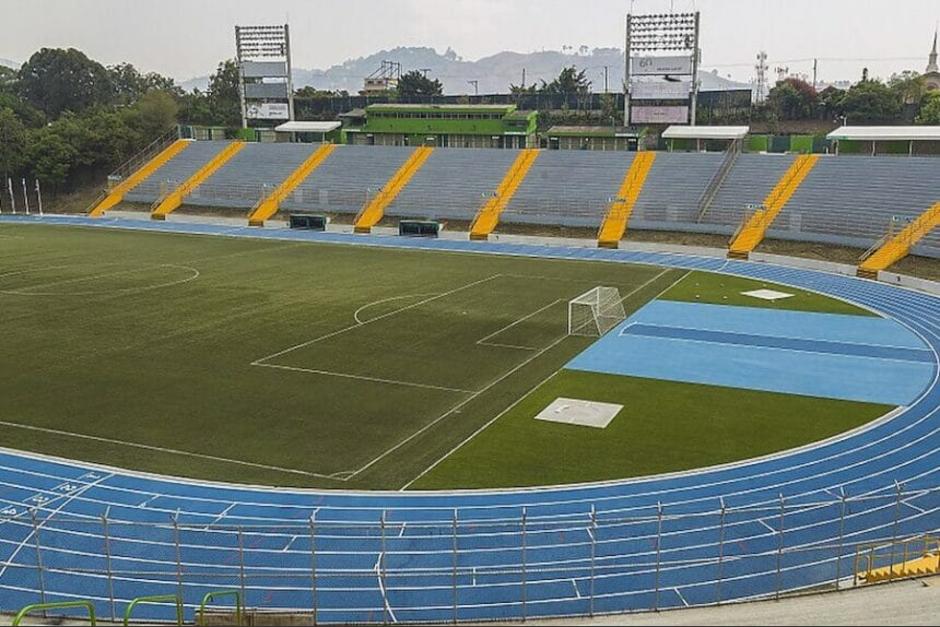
[812,58,818,90]
[467,80,479,96]
[419,68,431,78]
[755,50,769,103]
[521,68,526,89]
[603,66,609,93]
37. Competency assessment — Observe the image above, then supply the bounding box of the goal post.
[567,286,627,337]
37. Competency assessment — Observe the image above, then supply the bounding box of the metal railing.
[3,483,938,624]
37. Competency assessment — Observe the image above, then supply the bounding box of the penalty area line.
[252,273,503,365]
[0,420,338,480]
[252,362,477,394]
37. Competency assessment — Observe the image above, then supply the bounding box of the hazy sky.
[3,0,938,83]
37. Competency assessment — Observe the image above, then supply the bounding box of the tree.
[916,92,940,124]
[18,48,113,117]
[539,66,591,95]
[397,70,443,99]
[108,62,180,104]
[131,90,179,139]
[840,79,901,122]
[27,128,76,191]
[889,71,925,105]
[206,60,241,127]
[817,85,846,120]
[0,107,28,177]
[766,78,816,120]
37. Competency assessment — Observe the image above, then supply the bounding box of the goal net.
[568,286,626,337]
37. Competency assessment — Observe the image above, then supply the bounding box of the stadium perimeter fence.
[5,483,940,623]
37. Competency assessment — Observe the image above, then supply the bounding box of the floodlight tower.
[235,24,295,129]
[624,11,700,125]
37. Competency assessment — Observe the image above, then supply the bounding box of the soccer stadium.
[2,2,940,625]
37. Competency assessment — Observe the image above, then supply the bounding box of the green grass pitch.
[0,223,886,490]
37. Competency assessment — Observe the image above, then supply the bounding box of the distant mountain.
[0,58,19,70]
[176,46,752,96]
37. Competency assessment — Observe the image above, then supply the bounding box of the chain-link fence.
[3,484,938,624]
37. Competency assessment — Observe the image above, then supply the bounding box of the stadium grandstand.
[87,123,940,273]
[5,5,940,627]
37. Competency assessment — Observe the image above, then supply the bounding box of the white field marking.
[252,362,476,394]
[0,472,112,581]
[0,420,337,480]
[398,522,407,538]
[283,535,298,552]
[571,579,581,599]
[354,293,439,324]
[0,264,200,297]
[400,268,681,490]
[674,587,690,607]
[475,298,565,349]
[252,274,503,365]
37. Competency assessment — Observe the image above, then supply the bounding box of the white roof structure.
[662,125,750,140]
[274,121,341,133]
[827,126,940,142]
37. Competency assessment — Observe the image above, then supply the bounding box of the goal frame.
[567,286,626,337]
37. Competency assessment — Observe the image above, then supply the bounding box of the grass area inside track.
[0,222,678,489]
[0,222,890,490]
[660,270,875,316]
[410,370,891,489]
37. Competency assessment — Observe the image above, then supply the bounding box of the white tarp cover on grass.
[534,398,623,429]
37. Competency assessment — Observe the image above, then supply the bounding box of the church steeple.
[929,28,939,73]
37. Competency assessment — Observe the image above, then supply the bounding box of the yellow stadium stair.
[150,141,245,220]
[728,154,818,259]
[88,140,190,217]
[858,537,940,584]
[469,149,540,240]
[857,201,940,279]
[597,152,657,249]
[248,143,337,227]
[353,146,434,233]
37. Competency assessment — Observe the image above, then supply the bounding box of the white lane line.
[205,502,237,528]
[0,420,334,480]
[252,274,503,364]
[757,519,777,533]
[252,362,476,394]
[0,473,113,580]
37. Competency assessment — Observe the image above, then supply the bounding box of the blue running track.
[0,214,938,623]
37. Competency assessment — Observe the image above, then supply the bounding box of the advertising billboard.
[630,55,694,76]
[246,102,290,120]
[630,105,690,124]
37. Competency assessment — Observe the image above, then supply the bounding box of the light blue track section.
[0,214,938,624]
[568,301,934,405]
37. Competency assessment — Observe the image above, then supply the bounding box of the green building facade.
[342,104,538,149]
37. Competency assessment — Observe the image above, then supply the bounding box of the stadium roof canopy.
[662,125,750,140]
[274,121,342,133]
[827,126,940,141]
